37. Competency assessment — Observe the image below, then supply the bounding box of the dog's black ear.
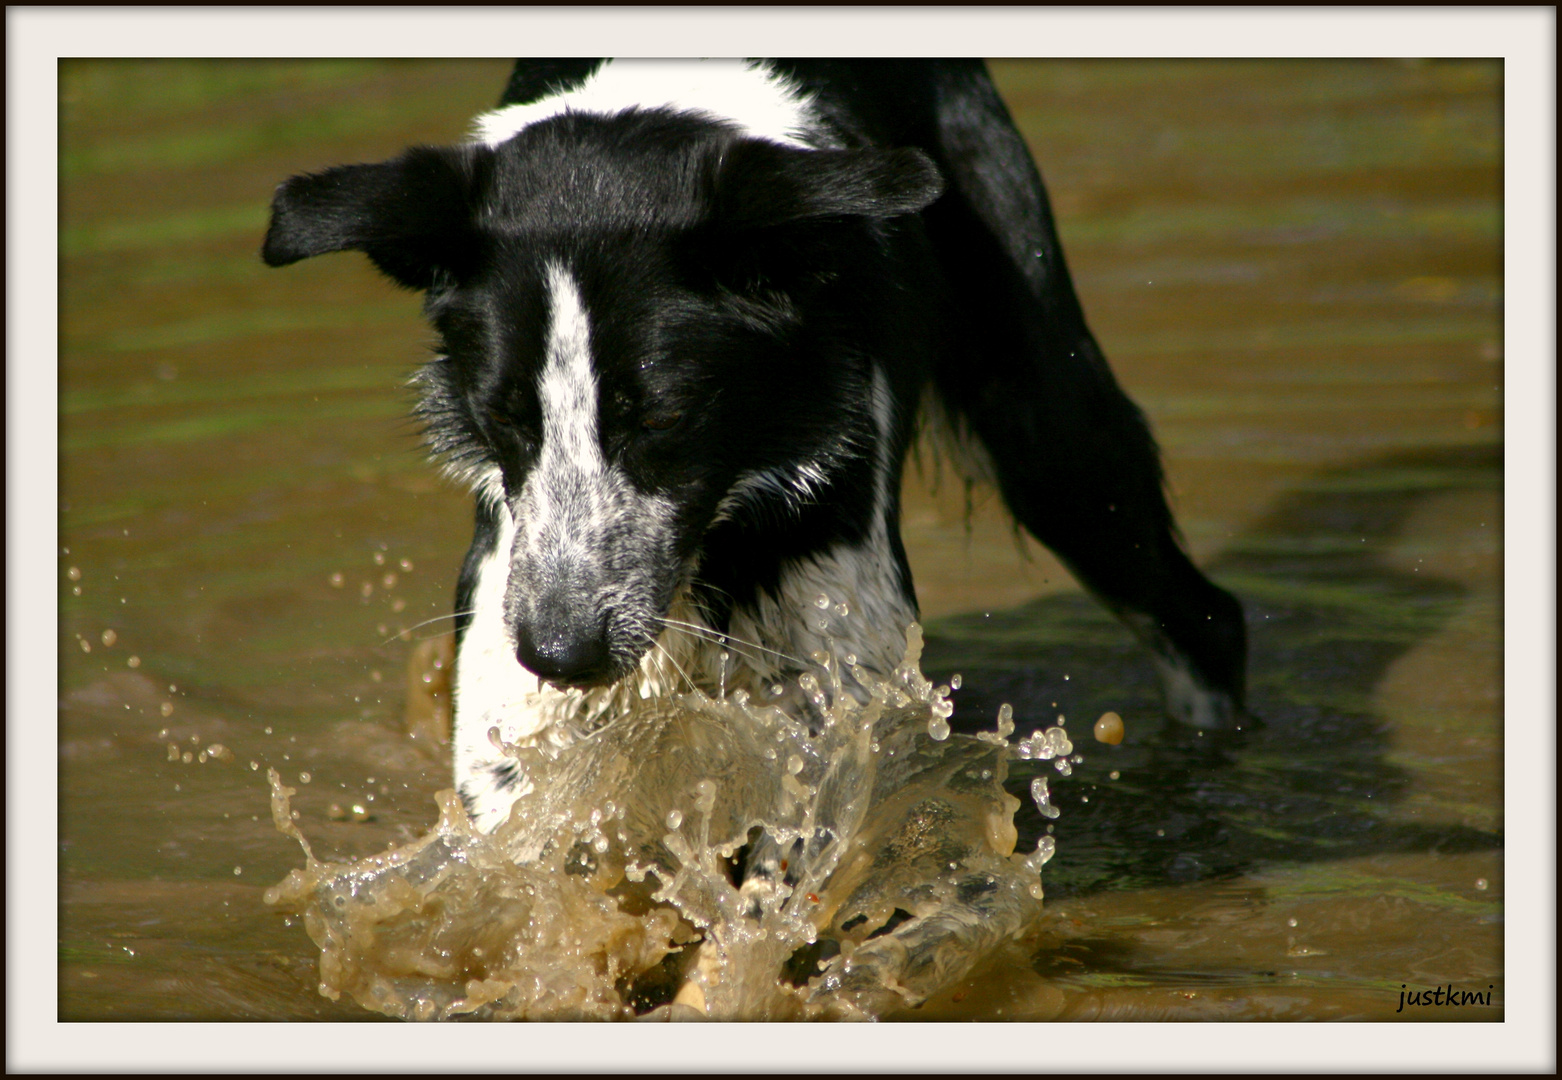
[713,140,945,230]
[262,144,491,290]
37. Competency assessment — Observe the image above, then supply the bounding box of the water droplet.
[299,772,312,784]
[1045,726,1073,758]
[329,572,344,588]
[927,715,951,741]
[101,629,117,647]
[950,673,962,690]
[1030,775,1060,819]
[1093,711,1124,745]
[833,602,850,617]
[665,809,683,830]
[814,593,830,609]
[127,656,141,668]
[67,566,81,582]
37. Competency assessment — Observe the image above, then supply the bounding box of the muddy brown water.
[54,60,1506,1033]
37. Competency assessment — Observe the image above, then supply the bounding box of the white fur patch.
[1148,652,1238,729]
[473,59,822,149]
[511,263,628,589]
[711,458,832,525]
[1118,610,1239,729]
[472,464,506,513]
[538,264,599,476]
[452,501,541,833]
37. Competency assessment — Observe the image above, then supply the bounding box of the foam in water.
[265,622,1055,1020]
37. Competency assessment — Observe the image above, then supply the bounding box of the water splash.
[265,623,1051,1020]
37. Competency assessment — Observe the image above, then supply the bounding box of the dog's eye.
[484,408,537,455]
[642,411,684,433]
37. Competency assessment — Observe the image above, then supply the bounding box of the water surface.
[56,59,1503,1023]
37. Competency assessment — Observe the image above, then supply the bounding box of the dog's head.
[264,109,942,688]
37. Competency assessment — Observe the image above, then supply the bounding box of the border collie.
[264,59,1247,833]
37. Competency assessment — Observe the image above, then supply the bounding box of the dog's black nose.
[513,618,614,687]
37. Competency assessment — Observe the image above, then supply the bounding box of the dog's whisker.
[658,623,775,677]
[683,627,804,672]
[376,609,475,648]
[650,640,698,695]
[656,616,806,670]
[397,610,474,635]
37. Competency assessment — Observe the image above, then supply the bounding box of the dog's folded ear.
[262,144,491,290]
[713,140,945,230]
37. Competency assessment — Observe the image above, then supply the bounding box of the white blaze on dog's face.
[499,263,681,687]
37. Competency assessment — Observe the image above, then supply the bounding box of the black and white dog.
[264,60,1247,833]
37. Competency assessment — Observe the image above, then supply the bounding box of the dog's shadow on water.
[920,443,1502,899]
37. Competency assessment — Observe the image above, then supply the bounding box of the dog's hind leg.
[920,64,1247,727]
